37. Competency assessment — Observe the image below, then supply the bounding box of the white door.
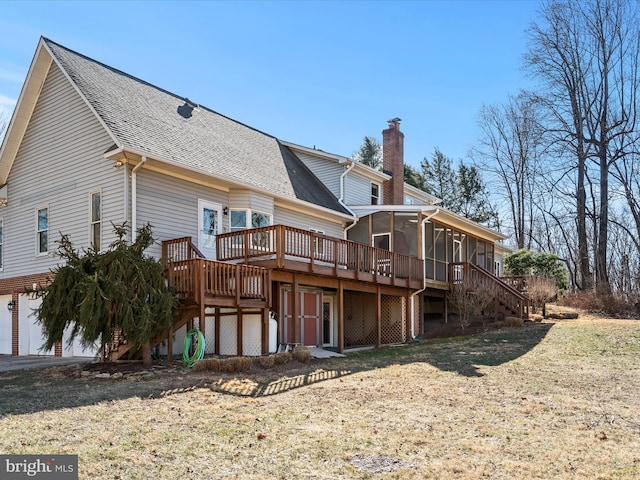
[322,296,335,347]
[0,295,12,354]
[198,200,223,259]
[453,239,463,281]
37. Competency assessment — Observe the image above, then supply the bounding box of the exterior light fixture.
[7,300,16,312]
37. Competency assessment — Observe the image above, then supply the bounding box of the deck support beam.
[376,286,381,348]
[237,308,243,356]
[337,281,344,354]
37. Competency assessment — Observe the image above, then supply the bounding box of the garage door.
[0,295,12,354]
[17,295,53,356]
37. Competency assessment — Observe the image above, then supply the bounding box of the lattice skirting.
[344,292,407,346]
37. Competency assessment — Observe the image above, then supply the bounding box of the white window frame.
[309,228,325,256]
[230,209,248,233]
[229,208,273,250]
[36,206,49,256]
[371,182,381,205]
[372,232,391,250]
[90,190,102,251]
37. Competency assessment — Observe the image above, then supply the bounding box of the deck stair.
[449,262,530,319]
[105,237,271,361]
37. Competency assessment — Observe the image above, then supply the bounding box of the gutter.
[131,156,147,240]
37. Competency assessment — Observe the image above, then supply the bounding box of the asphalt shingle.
[44,38,350,215]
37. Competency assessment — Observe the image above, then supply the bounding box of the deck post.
[405,291,412,342]
[261,308,269,355]
[376,286,382,348]
[237,308,243,356]
[292,275,299,344]
[337,281,344,354]
[214,307,220,355]
[276,225,285,269]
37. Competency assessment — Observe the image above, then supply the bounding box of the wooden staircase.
[449,262,530,319]
[105,237,271,361]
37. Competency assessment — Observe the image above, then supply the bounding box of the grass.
[0,313,639,479]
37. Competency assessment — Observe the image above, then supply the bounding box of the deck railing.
[162,237,270,305]
[450,262,530,318]
[216,225,424,287]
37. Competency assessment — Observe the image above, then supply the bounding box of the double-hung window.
[36,207,49,255]
[90,191,102,251]
[371,182,380,205]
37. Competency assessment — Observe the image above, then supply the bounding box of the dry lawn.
[1,311,639,479]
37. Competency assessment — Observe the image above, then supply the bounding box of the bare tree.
[525,0,640,296]
[527,276,558,317]
[0,111,7,144]
[475,92,544,250]
[448,275,496,330]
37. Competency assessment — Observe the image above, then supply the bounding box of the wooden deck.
[216,225,424,290]
[162,237,271,308]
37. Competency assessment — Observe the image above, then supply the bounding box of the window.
[90,192,101,251]
[251,211,271,228]
[229,209,273,249]
[0,218,3,269]
[371,182,380,205]
[372,233,390,250]
[36,207,48,254]
[230,210,247,233]
[310,228,325,256]
[230,209,273,230]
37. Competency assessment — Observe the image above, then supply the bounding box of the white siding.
[0,63,122,278]
[229,189,274,215]
[135,168,230,258]
[344,171,376,206]
[274,205,344,238]
[295,152,343,199]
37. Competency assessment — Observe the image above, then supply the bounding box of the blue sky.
[0,0,539,170]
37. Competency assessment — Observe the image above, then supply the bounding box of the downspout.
[131,156,147,241]
[339,160,359,238]
[123,162,128,238]
[410,207,441,339]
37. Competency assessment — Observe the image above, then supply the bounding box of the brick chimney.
[382,117,404,205]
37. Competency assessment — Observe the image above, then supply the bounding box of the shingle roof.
[43,38,350,216]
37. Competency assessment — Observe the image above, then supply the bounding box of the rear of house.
[0,37,523,362]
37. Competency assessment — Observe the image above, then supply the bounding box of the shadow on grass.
[0,322,554,415]
[210,321,555,397]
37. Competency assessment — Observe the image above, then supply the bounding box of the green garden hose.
[183,329,205,367]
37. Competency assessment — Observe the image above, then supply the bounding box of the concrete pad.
[0,355,92,372]
[307,347,345,359]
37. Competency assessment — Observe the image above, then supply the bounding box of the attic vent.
[177,98,198,119]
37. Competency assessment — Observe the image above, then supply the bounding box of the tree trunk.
[141,341,152,367]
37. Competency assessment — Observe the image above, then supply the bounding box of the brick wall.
[382,118,405,205]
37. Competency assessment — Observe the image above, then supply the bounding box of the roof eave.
[105,146,356,223]
[0,39,52,185]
